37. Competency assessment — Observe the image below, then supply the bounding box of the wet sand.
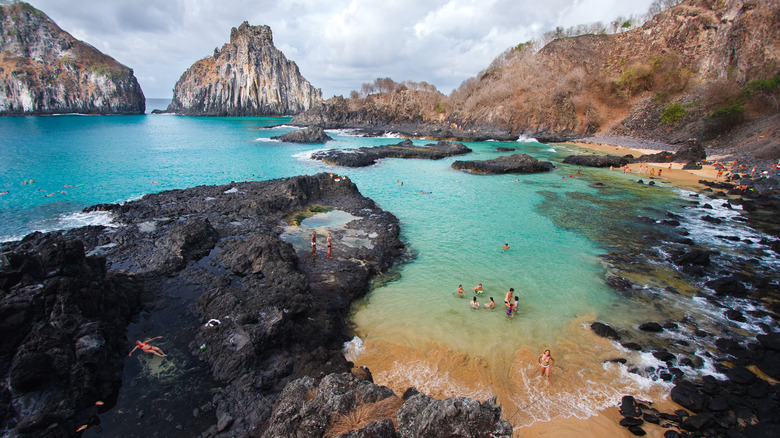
[509,140,714,437]
[563,141,726,191]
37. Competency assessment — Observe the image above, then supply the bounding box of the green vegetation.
[705,103,744,135]
[743,73,780,95]
[659,101,687,124]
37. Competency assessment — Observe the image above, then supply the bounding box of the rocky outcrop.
[1,173,406,437]
[0,2,145,115]
[562,154,632,168]
[262,372,513,438]
[312,139,472,167]
[271,126,332,143]
[0,232,141,436]
[166,22,321,116]
[451,153,555,174]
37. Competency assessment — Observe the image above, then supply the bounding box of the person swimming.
[502,243,510,250]
[128,336,166,358]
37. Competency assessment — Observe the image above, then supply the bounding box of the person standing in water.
[504,288,514,307]
[538,349,555,383]
[474,284,484,294]
[486,297,495,309]
[471,296,480,309]
[456,285,465,297]
[311,231,317,256]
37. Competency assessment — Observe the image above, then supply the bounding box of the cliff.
[449,0,779,152]
[0,1,145,115]
[166,22,321,116]
[294,0,778,156]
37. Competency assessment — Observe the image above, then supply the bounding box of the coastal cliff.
[452,0,780,147]
[166,22,321,116]
[0,1,145,115]
[294,0,779,155]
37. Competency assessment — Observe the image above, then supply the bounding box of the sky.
[25,0,654,99]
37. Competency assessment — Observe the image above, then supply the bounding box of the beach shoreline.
[513,139,727,437]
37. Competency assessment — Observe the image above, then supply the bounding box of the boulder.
[272,127,333,143]
[397,395,513,438]
[619,396,641,418]
[591,322,621,341]
[639,322,664,332]
[671,381,709,412]
[705,276,748,298]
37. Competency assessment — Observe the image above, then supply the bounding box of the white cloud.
[25,0,654,98]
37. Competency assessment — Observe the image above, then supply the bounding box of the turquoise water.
[2,111,774,429]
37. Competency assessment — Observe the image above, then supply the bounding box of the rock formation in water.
[312,139,472,167]
[166,22,321,116]
[271,126,332,143]
[451,153,555,174]
[0,1,145,115]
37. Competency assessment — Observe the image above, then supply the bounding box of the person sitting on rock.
[129,336,166,358]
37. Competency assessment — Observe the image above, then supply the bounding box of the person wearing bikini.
[129,336,166,358]
[538,349,554,383]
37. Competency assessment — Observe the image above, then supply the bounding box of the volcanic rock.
[562,154,631,168]
[451,153,555,174]
[312,139,472,167]
[591,322,621,341]
[272,127,333,143]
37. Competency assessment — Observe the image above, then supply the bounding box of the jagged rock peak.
[230,21,272,45]
[166,22,322,116]
[0,1,145,115]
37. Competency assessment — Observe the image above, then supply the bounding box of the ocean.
[1,100,777,430]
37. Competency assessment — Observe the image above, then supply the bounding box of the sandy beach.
[509,140,721,438]
[563,141,729,191]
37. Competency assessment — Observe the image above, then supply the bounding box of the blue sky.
[26,0,654,98]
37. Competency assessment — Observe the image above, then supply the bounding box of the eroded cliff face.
[0,2,145,115]
[451,0,780,144]
[166,22,321,116]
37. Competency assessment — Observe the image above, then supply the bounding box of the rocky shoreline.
[0,173,522,438]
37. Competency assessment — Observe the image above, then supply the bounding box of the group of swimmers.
[456,284,557,382]
[458,284,521,316]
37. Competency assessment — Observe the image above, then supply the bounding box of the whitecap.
[516,135,539,143]
[343,336,364,362]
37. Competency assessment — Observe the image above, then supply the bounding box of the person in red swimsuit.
[129,336,166,358]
